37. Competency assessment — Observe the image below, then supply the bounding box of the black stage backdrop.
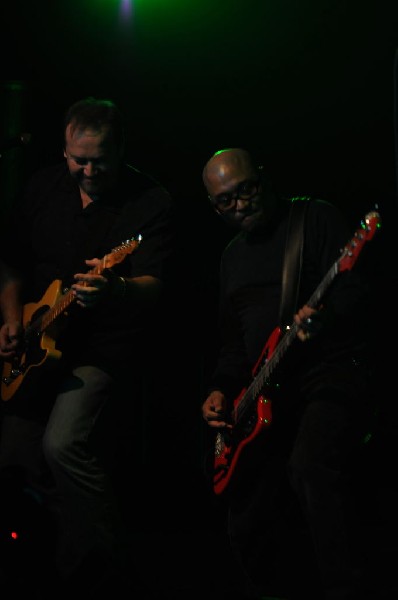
[0,0,397,498]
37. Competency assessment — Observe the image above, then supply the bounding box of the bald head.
[202,148,257,192]
[202,147,278,232]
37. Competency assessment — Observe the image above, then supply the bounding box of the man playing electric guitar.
[0,97,176,597]
[0,236,142,403]
[201,148,376,600]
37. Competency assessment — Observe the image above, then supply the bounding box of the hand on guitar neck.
[0,236,142,403]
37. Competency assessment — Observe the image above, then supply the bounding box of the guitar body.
[1,233,142,403]
[213,326,281,496]
[213,394,273,496]
[1,279,65,402]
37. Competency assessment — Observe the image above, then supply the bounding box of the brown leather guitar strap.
[279,197,310,332]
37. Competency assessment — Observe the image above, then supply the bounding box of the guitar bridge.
[2,359,26,384]
[2,366,24,384]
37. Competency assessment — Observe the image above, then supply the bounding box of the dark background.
[2,1,398,204]
[1,0,397,475]
[1,2,398,595]
[1,0,397,472]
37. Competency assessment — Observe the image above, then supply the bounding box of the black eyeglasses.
[209,177,261,213]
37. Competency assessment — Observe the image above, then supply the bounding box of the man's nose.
[235,196,251,208]
[84,162,97,176]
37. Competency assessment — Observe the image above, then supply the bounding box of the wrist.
[104,269,128,301]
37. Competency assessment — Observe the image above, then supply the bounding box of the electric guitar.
[212,210,381,496]
[0,235,142,403]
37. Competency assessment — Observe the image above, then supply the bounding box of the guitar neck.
[34,260,109,334]
[233,254,342,424]
[234,324,297,423]
[40,287,75,332]
[26,235,142,339]
[305,260,339,310]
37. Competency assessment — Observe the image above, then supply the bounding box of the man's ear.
[63,149,67,158]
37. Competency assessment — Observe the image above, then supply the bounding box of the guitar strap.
[279,197,311,331]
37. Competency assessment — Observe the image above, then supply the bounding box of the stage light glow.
[120,0,133,21]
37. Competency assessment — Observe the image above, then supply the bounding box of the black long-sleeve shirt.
[208,197,373,403]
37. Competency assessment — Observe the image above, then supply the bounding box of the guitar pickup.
[2,365,24,384]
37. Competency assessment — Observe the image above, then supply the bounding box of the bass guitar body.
[213,326,281,496]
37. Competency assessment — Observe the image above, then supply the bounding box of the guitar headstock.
[360,211,382,241]
[339,211,381,272]
[104,235,142,269]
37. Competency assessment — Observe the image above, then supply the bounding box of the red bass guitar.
[213,211,381,495]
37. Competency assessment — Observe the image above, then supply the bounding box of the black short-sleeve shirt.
[0,162,177,372]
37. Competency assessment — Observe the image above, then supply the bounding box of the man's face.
[64,123,121,198]
[206,162,272,232]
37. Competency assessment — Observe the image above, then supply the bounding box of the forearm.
[113,274,163,305]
